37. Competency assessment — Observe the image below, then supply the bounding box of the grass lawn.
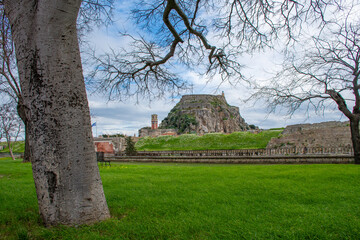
[0,158,359,239]
[136,130,282,151]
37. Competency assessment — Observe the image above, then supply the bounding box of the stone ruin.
[266,121,352,149]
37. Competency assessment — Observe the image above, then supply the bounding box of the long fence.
[116,146,354,157]
[105,155,354,164]
[106,146,354,164]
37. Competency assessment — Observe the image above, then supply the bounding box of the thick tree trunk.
[4,0,110,226]
[350,117,360,164]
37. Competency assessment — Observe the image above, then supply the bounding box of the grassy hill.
[136,129,283,151]
[0,129,283,153]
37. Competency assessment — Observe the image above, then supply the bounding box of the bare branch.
[90,0,346,101]
[250,20,360,121]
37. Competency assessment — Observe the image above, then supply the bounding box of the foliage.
[125,137,137,156]
[1,158,360,239]
[101,133,125,138]
[161,112,198,134]
[136,130,282,151]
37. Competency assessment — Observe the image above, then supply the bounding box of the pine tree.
[125,136,137,156]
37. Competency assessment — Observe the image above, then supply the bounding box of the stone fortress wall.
[267,121,352,149]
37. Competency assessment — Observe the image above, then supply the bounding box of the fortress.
[139,93,250,137]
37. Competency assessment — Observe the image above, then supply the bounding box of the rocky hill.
[160,94,249,134]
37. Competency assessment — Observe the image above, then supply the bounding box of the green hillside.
[136,129,283,151]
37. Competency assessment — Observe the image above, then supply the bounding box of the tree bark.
[350,117,360,164]
[4,0,110,226]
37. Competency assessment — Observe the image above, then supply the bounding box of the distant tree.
[101,133,125,138]
[0,7,31,162]
[249,125,257,130]
[0,102,22,161]
[125,136,137,156]
[250,21,360,164]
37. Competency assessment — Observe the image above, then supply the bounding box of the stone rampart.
[267,121,352,149]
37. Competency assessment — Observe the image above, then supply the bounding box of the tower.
[151,114,158,130]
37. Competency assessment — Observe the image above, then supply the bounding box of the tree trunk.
[6,137,15,161]
[350,117,360,164]
[4,0,110,226]
[17,100,31,163]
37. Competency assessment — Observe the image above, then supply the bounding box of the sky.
[84,1,348,137]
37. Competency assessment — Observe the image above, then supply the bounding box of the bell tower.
[151,114,158,130]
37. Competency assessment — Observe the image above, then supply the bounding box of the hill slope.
[136,130,282,151]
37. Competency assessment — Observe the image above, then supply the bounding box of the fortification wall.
[138,128,177,138]
[267,121,352,149]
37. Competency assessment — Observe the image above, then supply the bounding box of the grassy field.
[136,130,282,151]
[1,158,359,239]
[0,141,25,154]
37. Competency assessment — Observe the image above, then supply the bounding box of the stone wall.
[117,146,353,156]
[267,121,352,149]
[94,136,140,153]
[94,140,115,154]
[106,155,354,164]
[138,128,177,138]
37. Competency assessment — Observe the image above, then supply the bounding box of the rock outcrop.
[160,94,249,134]
[266,121,352,149]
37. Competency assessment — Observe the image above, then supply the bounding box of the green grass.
[136,130,282,151]
[0,141,25,154]
[1,158,359,239]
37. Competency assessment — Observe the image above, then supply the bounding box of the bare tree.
[89,0,339,100]
[0,6,31,162]
[0,102,22,161]
[250,21,360,163]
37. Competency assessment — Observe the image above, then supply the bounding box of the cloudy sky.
[84,2,347,137]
